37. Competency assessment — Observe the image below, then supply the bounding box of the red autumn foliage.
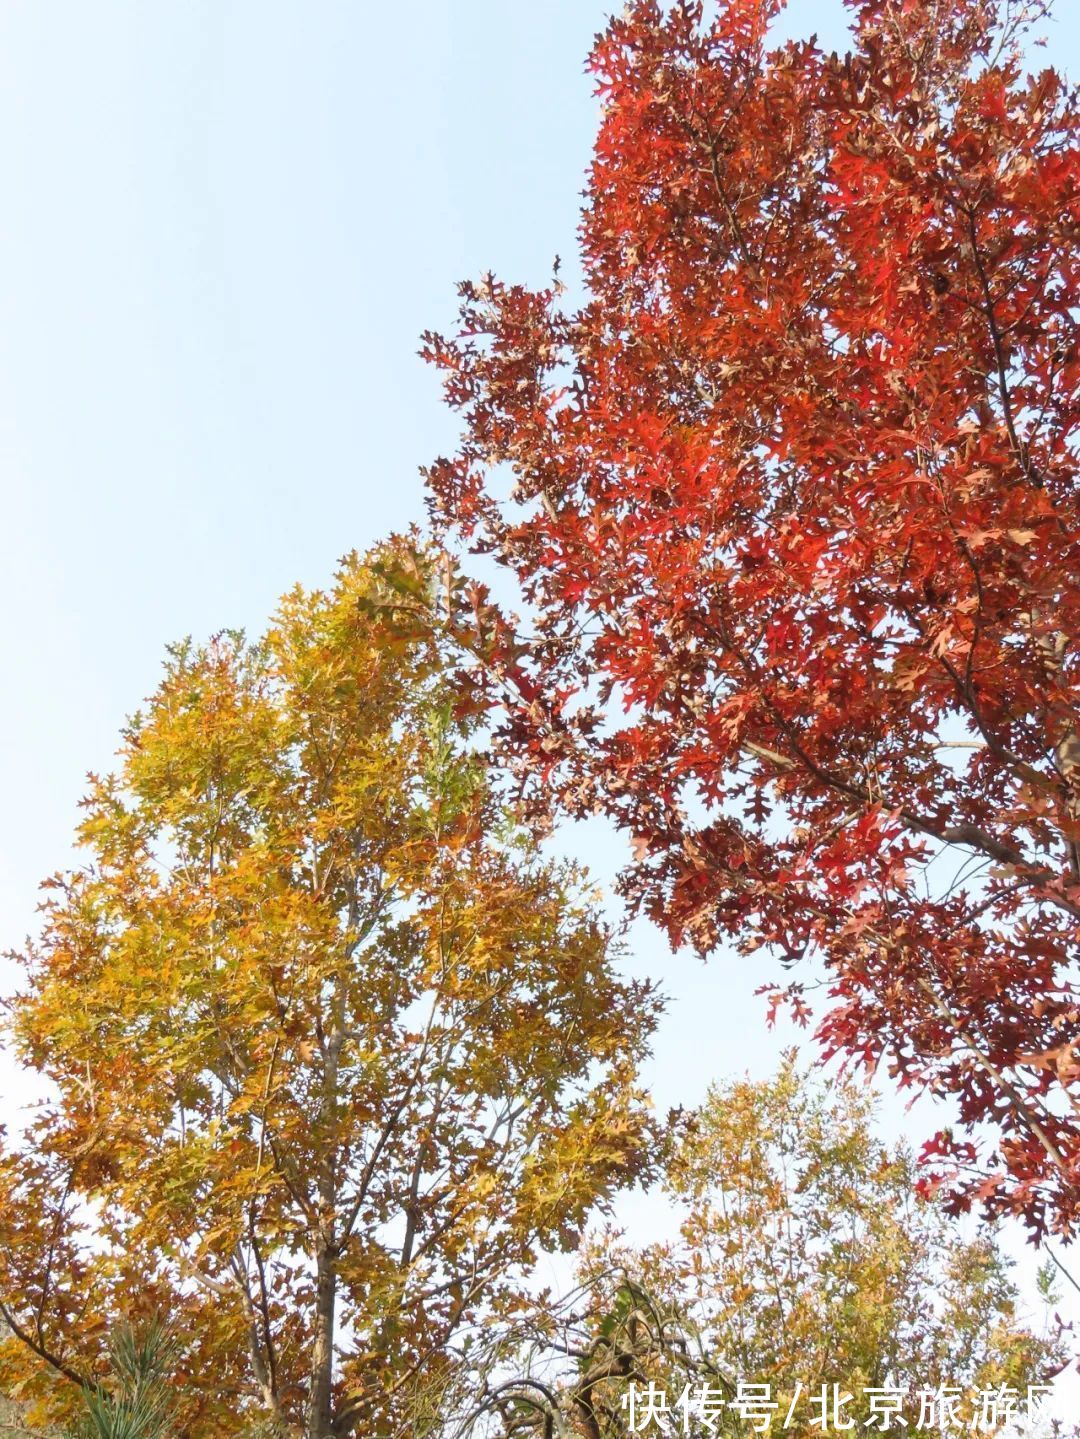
[423,0,1080,1240]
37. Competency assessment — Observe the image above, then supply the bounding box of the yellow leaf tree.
[448,1057,1071,1437]
[0,538,660,1439]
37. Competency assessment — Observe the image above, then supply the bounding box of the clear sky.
[0,0,1078,1400]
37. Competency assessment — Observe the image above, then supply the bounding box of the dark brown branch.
[0,1295,91,1392]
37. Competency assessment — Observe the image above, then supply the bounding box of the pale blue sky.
[1,0,1078,1379]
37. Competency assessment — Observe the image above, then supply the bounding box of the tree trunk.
[306,1246,336,1439]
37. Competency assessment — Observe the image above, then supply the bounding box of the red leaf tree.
[424,0,1080,1240]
